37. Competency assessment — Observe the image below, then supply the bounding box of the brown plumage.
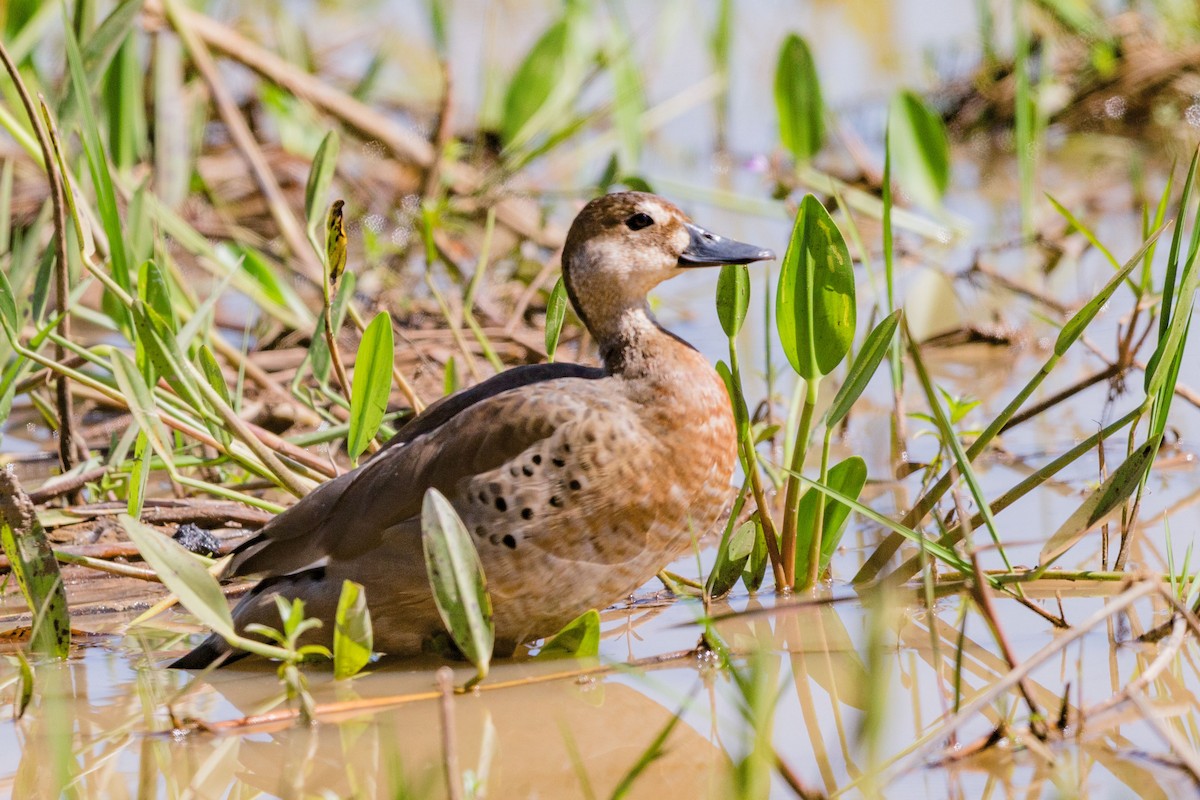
[172,192,773,668]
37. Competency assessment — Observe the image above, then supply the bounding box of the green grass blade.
[1037,438,1160,571]
[826,310,900,429]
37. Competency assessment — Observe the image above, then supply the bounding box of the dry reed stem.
[161,0,322,283]
[140,0,563,249]
[0,41,79,476]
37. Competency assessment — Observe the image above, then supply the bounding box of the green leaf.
[120,514,236,639]
[0,268,18,333]
[197,345,233,447]
[1057,223,1166,357]
[309,271,356,386]
[794,456,867,579]
[130,301,205,414]
[421,488,494,685]
[0,472,70,659]
[501,14,588,148]
[1038,439,1160,569]
[716,264,750,339]
[347,311,395,461]
[443,355,459,395]
[305,130,340,245]
[126,430,151,518]
[706,520,757,599]
[333,580,373,679]
[137,259,175,332]
[774,33,824,162]
[741,518,769,593]
[110,349,175,472]
[826,310,900,429]
[535,609,600,659]
[888,90,950,209]
[776,194,856,380]
[544,276,568,362]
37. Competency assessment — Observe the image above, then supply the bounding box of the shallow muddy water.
[4,1,1200,798]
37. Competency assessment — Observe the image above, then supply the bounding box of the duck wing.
[227,362,605,579]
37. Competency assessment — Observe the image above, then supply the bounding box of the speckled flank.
[175,192,767,667]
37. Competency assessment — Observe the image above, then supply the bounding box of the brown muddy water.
[3,1,1200,798]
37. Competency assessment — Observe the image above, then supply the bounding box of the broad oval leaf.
[776,194,856,381]
[535,609,600,659]
[774,34,824,162]
[347,311,395,461]
[333,579,373,679]
[544,276,568,362]
[421,488,494,683]
[716,264,750,339]
[1039,439,1160,569]
[305,131,340,242]
[826,310,900,428]
[888,90,950,209]
[119,514,236,640]
[794,456,868,579]
[741,518,769,593]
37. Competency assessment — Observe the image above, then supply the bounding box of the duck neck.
[593,303,694,378]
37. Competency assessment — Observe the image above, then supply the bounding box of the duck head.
[562,191,774,370]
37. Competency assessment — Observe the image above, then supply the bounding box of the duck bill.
[678,222,775,267]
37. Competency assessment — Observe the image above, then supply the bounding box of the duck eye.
[625,212,654,231]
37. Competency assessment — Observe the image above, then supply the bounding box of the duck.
[172,191,774,668]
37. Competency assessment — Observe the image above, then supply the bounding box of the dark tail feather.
[170,634,250,669]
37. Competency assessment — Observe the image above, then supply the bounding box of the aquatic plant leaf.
[776,194,856,381]
[888,90,950,209]
[716,264,750,339]
[826,310,900,429]
[794,456,867,580]
[536,609,600,659]
[309,271,356,386]
[347,311,394,461]
[12,650,33,719]
[126,430,151,518]
[706,520,757,599]
[421,488,494,684]
[120,514,236,639]
[501,12,589,149]
[305,130,339,245]
[1039,439,1160,569]
[0,472,70,659]
[544,276,567,362]
[610,29,643,169]
[774,33,824,162]
[333,580,373,679]
[443,355,459,395]
[741,517,769,592]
